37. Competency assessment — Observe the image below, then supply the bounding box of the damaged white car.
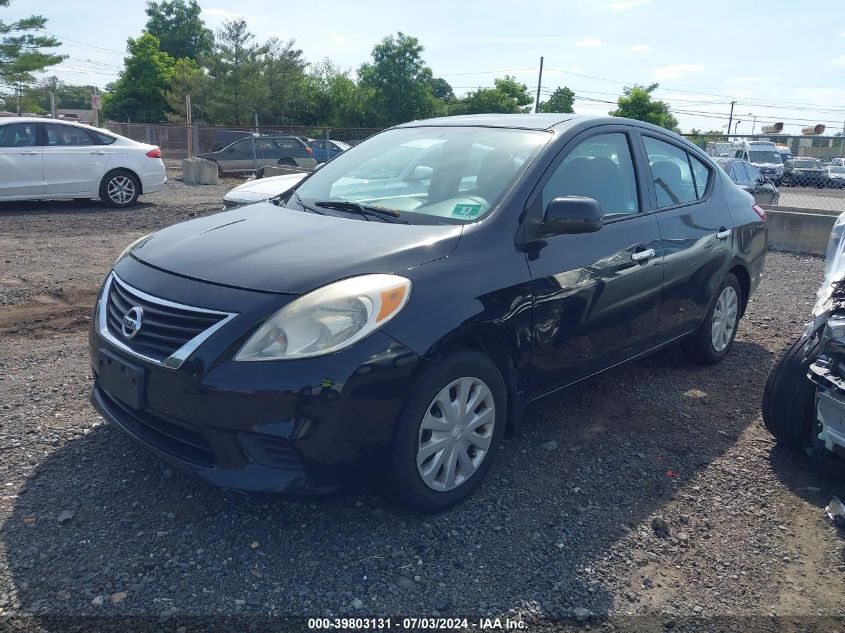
[763,212,845,457]
[223,171,307,208]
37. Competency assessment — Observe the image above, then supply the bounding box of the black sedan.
[89,114,767,512]
[716,157,779,205]
[782,158,830,188]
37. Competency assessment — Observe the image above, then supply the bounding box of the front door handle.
[631,248,656,262]
[716,227,732,240]
[89,150,107,155]
[18,150,39,155]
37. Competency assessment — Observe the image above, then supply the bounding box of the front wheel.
[762,333,821,451]
[389,350,506,513]
[682,273,742,365]
[100,170,140,208]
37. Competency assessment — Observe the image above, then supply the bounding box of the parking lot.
[1,177,845,628]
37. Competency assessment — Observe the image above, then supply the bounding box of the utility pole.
[534,56,544,114]
[49,91,56,118]
[727,100,735,140]
[185,94,193,157]
[16,83,21,115]
[840,120,845,158]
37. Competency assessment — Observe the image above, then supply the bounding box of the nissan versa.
[89,114,767,512]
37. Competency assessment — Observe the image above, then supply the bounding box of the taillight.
[305,146,313,157]
[146,147,161,158]
[752,204,766,221]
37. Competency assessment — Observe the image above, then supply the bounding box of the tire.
[389,349,506,513]
[99,170,141,208]
[682,273,742,365]
[214,161,224,178]
[762,333,821,450]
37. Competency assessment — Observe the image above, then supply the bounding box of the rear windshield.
[748,150,782,164]
[793,160,821,168]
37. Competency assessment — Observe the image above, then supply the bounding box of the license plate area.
[97,348,146,410]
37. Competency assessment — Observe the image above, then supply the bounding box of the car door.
[639,133,735,342]
[0,121,43,197]
[219,139,253,172]
[525,128,663,395]
[42,123,112,194]
[310,140,328,163]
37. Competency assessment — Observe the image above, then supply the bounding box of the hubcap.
[416,377,495,492]
[711,286,738,353]
[107,176,135,205]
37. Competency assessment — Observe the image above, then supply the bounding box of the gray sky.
[7,0,845,134]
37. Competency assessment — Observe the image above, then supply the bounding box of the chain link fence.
[105,122,382,173]
[105,123,845,214]
[682,133,845,214]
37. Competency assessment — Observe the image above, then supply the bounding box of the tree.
[102,32,176,123]
[255,37,308,124]
[609,83,678,131]
[164,57,210,122]
[145,0,213,61]
[358,32,438,126]
[450,76,533,115]
[538,86,575,113]
[0,0,65,104]
[305,59,374,128]
[205,19,262,125]
[1,76,92,112]
[428,77,454,101]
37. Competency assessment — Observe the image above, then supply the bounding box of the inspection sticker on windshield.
[451,203,483,219]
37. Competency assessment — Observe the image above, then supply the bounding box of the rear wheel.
[277,158,296,167]
[214,161,224,178]
[682,273,742,365]
[99,170,140,208]
[389,350,506,513]
[762,333,822,451]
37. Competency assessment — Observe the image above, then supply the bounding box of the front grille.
[105,275,228,362]
[238,433,302,470]
[96,385,215,467]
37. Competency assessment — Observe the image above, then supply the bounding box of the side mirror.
[544,197,603,235]
[411,165,434,181]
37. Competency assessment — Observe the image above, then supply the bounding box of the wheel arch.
[101,166,143,195]
[420,329,524,438]
[728,262,751,318]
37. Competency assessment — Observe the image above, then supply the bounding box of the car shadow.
[1,339,771,621]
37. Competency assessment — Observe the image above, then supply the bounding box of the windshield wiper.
[313,200,410,224]
[278,190,327,215]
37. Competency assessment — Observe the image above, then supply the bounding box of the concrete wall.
[764,208,837,256]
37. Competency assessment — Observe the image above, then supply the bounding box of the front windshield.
[748,150,782,164]
[794,160,821,169]
[293,126,550,224]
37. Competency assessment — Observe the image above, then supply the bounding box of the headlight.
[235,274,411,361]
[115,233,153,266]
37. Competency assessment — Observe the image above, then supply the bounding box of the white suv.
[0,117,166,207]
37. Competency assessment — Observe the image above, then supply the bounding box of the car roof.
[0,116,99,129]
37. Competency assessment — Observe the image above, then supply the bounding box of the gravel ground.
[1,180,844,631]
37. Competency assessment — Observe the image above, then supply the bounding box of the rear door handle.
[89,150,107,155]
[631,248,656,262]
[716,227,732,240]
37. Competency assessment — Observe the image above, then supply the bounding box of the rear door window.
[45,124,96,146]
[643,136,698,208]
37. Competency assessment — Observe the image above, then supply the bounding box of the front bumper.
[89,259,422,494]
[808,359,845,457]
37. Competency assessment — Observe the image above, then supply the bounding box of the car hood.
[224,173,308,204]
[130,203,462,294]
